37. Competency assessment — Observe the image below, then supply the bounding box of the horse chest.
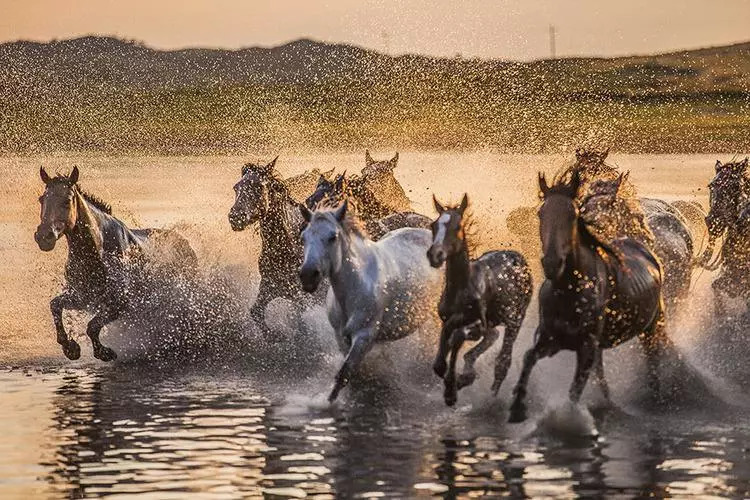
[544,280,605,343]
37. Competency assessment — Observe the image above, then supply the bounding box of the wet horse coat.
[298,201,442,402]
[35,166,197,361]
[700,158,750,314]
[428,194,533,406]
[508,171,667,423]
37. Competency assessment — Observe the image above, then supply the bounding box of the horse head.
[363,150,399,178]
[427,193,469,268]
[35,166,81,251]
[298,201,351,293]
[305,171,348,210]
[229,156,279,231]
[706,158,748,240]
[538,169,582,280]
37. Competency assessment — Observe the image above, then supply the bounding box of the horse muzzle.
[228,209,250,231]
[34,226,59,251]
[427,247,446,268]
[299,266,322,293]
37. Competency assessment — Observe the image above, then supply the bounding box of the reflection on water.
[1,366,749,498]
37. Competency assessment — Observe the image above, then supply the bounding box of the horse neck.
[66,193,105,260]
[259,189,298,250]
[559,217,599,287]
[444,239,472,293]
[329,230,372,302]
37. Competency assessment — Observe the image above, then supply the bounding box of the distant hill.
[1,36,748,153]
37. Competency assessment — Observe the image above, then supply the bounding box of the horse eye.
[328,234,338,243]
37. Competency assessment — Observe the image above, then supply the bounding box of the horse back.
[602,238,663,347]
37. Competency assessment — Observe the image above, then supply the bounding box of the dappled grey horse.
[35,166,197,361]
[298,201,442,402]
[428,194,533,406]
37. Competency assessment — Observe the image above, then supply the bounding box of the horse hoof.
[456,372,476,389]
[444,394,457,407]
[63,341,81,361]
[508,405,527,423]
[95,347,117,362]
[433,360,447,378]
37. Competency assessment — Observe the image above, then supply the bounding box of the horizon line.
[3,33,749,63]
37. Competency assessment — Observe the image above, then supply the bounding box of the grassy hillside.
[0,36,748,154]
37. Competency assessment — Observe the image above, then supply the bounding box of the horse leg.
[86,306,120,362]
[50,292,83,360]
[250,279,274,326]
[712,277,729,320]
[508,327,551,423]
[329,327,375,402]
[457,325,498,390]
[569,342,596,403]
[640,308,667,403]
[443,329,465,407]
[594,349,612,404]
[434,316,462,379]
[491,321,521,395]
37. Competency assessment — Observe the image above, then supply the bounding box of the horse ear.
[69,166,79,185]
[334,173,347,192]
[299,203,312,223]
[333,199,348,221]
[538,172,550,198]
[242,164,251,176]
[568,169,581,197]
[433,194,445,214]
[603,148,610,161]
[40,166,51,185]
[388,152,399,169]
[615,172,628,193]
[322,167,335,180]
[715,160,723,172]
[575,148,583,161]
[458,193,469,214]
[265,156,278,173]
[365,150,374,166]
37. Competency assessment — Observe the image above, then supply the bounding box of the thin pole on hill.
[549,25,557,59]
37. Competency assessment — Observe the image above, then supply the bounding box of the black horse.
[508,170,668,423]
[228,157,314,322]
[35,166,197,361]
[699,158,750,316]
[427,194,533,406]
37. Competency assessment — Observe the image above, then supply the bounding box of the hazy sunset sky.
[2,0,749,60]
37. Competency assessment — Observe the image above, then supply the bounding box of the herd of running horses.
[34,150,749,422]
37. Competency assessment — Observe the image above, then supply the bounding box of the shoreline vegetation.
[1,36,748,154]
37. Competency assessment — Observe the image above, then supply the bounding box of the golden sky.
[2,0,749,60]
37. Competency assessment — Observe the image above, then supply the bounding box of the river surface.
[1,153,749,498]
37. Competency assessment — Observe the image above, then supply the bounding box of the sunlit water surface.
[1,154,749,498]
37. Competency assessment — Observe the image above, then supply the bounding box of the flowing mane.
[317,205,369,239]
[49,174,113,214]
[444,202,480,259]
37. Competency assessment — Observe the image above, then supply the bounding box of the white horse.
[299,200,442,402]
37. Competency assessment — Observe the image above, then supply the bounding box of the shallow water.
[1,153,749,498]
[2,365,750,498]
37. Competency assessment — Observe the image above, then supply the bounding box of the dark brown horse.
[699,158,750,315]
[228,157,316,322]
[508,170,667,423]
[35,166,197,361]
[305,171,430,240]
[427,194,533,406]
